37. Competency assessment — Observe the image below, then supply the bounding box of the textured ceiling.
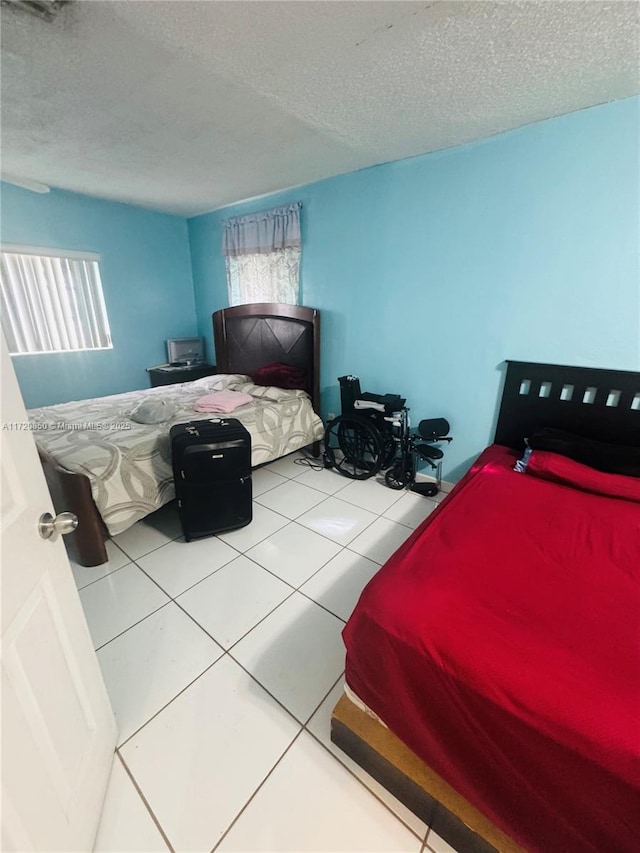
[1,0,638,217]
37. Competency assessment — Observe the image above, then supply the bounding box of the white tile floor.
[74,452,456,853]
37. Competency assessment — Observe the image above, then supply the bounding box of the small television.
[167,337,204,366]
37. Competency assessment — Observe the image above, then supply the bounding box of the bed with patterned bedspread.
[29,373,324,536]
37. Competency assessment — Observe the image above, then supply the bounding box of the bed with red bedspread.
[343,443,640,853]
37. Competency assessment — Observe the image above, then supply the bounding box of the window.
[222,203,301,306]
[0,247,112,355]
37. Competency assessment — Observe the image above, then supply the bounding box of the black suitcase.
[170,418,252,541]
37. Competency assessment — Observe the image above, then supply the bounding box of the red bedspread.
[343,445,640,853]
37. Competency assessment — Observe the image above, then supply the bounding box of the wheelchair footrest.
[411,481,439,498]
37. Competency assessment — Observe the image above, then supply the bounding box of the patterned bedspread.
[29,374,324,535]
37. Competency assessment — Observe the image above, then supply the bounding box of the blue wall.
[189,97,640,480]
[3,99,637,476]
[0,184,197,408]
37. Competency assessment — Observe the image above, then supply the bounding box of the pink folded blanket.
[193,391,253,413]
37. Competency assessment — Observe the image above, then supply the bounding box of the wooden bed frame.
[331,359,640,853]
[40,303,321,568]
[213,302,320,416]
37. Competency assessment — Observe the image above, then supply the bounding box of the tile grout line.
[241,525,339,590]
[254,460,348,494]
[75,559,133,592]
[209,728,306,853]
[213,544,355,655]
[326,487,407,515]
[103,538,131,563]
[295,588,348,625]
[225,650,323,728]
[175,586,298,658]
[93,599,173,653]
[113,750,176,853]
[302,726,428,845]
[297,662,432,842]
[116,655,225,750]
[117,642,305,756]
[134,542,245,600]
[301,671,345,730]
[111,529,183,563]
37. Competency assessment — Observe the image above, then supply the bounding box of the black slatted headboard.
[494,360,640,449]
[212,303,320,414]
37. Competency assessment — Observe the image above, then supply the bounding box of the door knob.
[38,511,79,541]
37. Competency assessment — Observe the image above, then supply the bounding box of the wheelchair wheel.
[384,458,415,490]
[324,414,385,479]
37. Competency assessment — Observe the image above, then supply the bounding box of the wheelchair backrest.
[338,375,362,414]
[338,375,406,416]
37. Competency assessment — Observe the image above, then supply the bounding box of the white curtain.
[0,251,112,354]
[223,203,301,306]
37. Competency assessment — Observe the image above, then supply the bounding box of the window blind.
[0,250,112,355]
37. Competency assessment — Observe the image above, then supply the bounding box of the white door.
[1,333,117,852]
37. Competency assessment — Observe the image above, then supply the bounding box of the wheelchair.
[323,376,452,494]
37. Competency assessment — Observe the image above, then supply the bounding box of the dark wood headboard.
[212,303,320,414]
[494,360,640,449]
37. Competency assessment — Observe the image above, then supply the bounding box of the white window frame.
[0,244,113,356]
